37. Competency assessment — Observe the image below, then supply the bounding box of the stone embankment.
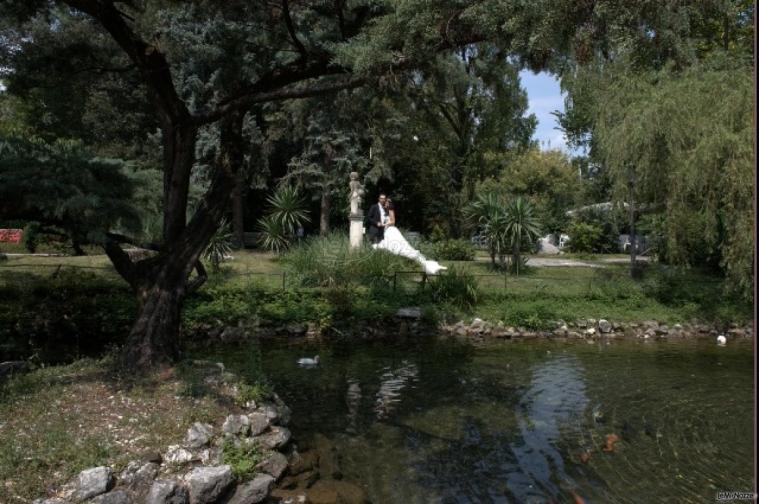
[29,361,367,504]
[439,317,753,342]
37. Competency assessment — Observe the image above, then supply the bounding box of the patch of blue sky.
[519,70,575,154]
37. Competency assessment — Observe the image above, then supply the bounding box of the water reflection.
[240,338,753,503]
[507,354,588,501]
[374,361,419,419]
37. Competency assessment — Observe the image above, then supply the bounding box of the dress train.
[373,226,448,275]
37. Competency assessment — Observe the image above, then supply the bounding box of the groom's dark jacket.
[366,203,384,241]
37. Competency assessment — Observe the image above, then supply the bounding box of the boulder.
[256,404,280,423]
[247,412,270,436]
[164,445,194,465]
[597,319,612,333]
[222,415,251,436]
[226,474,275,504]
[288,450,319,476]
[62,466,114,502]
[185,466,234,504]
[313,434,341,480]
[119,461,159,488]
[33,499,69,504]
[254,426,291,450]
[89,489,133,504]
[255,451,288,480]
[198,447,222,465]
[145,480,189,504]
[185,423,214,449]
[306,480,368,504]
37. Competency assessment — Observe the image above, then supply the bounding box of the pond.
[219,336,754,503]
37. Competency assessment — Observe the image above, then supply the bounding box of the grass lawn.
[1,249,751,330]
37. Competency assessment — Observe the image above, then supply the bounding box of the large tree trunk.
[123,270,185,368]
[232,169,246,248]
[320,192,331,236]
[112,112,243,369]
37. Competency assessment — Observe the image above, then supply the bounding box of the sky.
[519,70,570,152]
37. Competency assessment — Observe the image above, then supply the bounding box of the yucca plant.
[204,219,234,272]
[464,192,510,268]
[257,186,310,252]
[504,197,541,275]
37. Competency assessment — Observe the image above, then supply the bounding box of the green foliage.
[428,239,475,261]
[222,439,263,480]
[21,221,40,253]
[465,192,510,267]
[182,284,331,331]
[236,382,272,407]
[203,219,233,273]
[428,266,480,309]
[566,222,603,253]
[582,55,753,299]
[571,207,622,253]
[503,197,541,273]
[282,234,409,288]
[257,186,309,253]
[0,269,133,362]
[478,149,581,235]
[0,135,144,247]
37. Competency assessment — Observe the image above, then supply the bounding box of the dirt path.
[474,255,650,268]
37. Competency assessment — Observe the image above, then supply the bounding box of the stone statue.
[349,171,364,217]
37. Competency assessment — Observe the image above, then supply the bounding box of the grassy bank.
[0,347,274,502]
[1,243,752,361]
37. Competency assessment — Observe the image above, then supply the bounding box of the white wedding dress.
[373,225,448,275]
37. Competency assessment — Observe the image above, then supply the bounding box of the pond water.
[221,337,754,503]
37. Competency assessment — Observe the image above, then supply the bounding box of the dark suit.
[366,203,385,243]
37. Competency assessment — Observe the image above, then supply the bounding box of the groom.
[366,193,388,244]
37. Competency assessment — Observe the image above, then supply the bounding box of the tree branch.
[61,0,190,124]
[282,0,308,59]
[103,239,136,286]
[335,0,347,41]
[105,232,161,252]
[195,73,366,124]
[185,260,207,294]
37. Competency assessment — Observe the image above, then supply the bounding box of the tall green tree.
[4,0,740,367]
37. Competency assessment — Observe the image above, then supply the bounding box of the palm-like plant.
[257,186,310,252]
[464,192,510,268]
[204,219,233,272]
[504,197,541,275]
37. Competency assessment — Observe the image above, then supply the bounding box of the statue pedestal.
[349,213,364,249]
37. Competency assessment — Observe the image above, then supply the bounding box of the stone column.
[349,215,364,249]
[348,172,365,249]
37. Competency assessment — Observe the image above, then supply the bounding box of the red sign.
[0,229,22,243]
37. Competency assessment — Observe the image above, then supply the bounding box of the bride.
[373,198,447,275]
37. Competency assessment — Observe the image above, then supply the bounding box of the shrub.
[257,186,309,252]
[428,266,480,308]
[429,239,475,261]
[203,219,233,272]
[283,233,408,287]
[222,439,263,480]
[0,269,133,362]
[566,222,603,253]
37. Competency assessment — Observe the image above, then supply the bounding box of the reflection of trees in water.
[373,361,419,419]
[505,354,589,501]
[403,354,591,504]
